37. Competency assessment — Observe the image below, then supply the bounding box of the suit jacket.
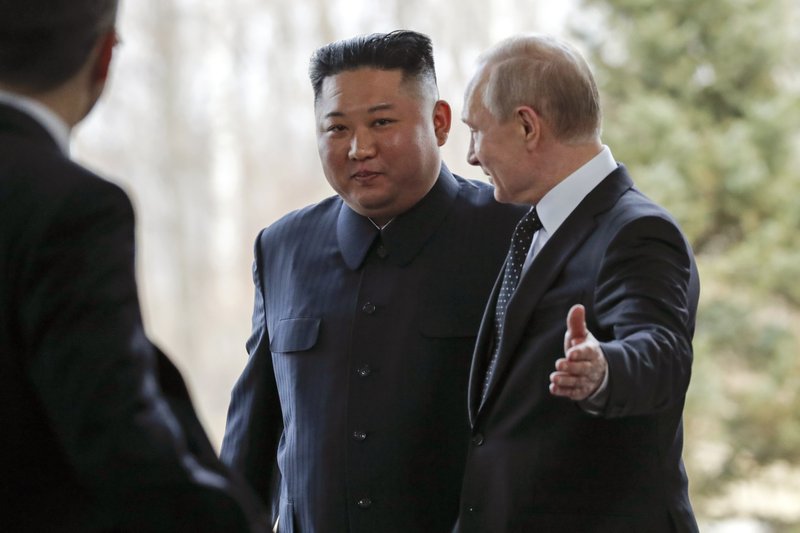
[454,165,700,533]
[221,167,526,532]
[0,103,267,532]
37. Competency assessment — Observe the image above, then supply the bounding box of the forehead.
[315,68,421,116]
[462,68,490,123]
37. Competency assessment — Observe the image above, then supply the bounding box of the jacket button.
[357,497,372,509]
[471,433,484,446]
[356,365,371,377]
[362,302,376,314]
[352,430,367,441]
[376,245,388,258]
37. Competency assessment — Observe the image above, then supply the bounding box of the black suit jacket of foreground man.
[0,102,267,532]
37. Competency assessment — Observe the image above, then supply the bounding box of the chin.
[493,189,510,204]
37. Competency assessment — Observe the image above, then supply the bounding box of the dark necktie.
[481,207,543,401]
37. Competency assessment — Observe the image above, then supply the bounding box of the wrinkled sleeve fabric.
[593,215,696,418]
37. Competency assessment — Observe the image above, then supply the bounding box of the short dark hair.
[0,0,119,92]
[309,30,438,102]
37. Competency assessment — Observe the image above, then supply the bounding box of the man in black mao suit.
[221,31,525,532]
[455,35,700,532]
[0,2,266,531]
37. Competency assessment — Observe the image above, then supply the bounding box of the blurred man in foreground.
[0,1,266,530]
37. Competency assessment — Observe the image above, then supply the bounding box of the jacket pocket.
[269,317,320,353]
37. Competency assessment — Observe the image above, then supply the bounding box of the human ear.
[516,105,540,146]
[432,100,452,146]
[92,30,117,85]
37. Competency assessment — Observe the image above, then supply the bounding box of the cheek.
[317,141,347,185]
[318,138,342,165]
[385,128,421,154]
[474,138,490,163]
[316,136,331,158]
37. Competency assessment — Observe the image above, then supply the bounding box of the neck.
[542,139,603,182]
[33,86,91,130]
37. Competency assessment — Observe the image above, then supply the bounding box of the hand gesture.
[549,304,607,401]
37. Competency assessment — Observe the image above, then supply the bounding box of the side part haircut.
[0,0,119,92]
[309,30,439,102]
[476,34,602,144]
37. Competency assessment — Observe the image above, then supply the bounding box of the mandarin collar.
[337,164,460,270]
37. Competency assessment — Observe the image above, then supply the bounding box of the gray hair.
[475,34,601,144]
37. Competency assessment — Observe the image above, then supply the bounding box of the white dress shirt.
[524,145,618,412]
[524,145,617,268]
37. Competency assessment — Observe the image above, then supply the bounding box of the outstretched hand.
[549,304,607,401]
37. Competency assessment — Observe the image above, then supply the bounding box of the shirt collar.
[337,163,460,269]
[536,145,617,237]
[0,89,71,155]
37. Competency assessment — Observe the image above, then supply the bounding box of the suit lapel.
[467,267,504,424]
[474,166,634,419]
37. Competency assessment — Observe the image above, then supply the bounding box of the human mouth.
[352,170,382,182]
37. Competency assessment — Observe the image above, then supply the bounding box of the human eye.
[372,117,395,127]
[325,123,347,134]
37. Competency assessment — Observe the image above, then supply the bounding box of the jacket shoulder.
[451,174,528,221]
[1,138,130,213]
[255,195,341,248]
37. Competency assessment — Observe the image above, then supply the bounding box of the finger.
[556,358,594,376]
[566,304,587,341]
[551,369,599,388]
[550,371,582,388]
[551,359,605,394]
[565,344,600,362]
[549,379,593,401]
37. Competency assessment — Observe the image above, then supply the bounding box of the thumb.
[566,304,587,343]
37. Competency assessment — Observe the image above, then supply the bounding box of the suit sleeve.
[221,229,284,525]
[20,178,267,532]
[593,215,698,418]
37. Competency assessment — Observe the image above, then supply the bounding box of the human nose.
[349,128,376,160]
[467,136,479,166]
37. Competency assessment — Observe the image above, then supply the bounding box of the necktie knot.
[504,207,542,290]
[516,207,543,242]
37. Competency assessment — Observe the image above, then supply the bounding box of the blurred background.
[73,0,800,530]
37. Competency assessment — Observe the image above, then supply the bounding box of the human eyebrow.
[367,103,395,113]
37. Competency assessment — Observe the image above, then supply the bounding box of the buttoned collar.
[0,90,70,155]
[337,164,460,269]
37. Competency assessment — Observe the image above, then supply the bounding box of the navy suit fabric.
[455,166,701,533]
[0,103,266,532]
[221,166,525,532]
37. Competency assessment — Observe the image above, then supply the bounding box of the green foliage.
[573,0,800,524]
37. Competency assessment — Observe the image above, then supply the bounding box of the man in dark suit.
[221,31,525,533]
[0,1,267,531]
[455,34,700,532]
